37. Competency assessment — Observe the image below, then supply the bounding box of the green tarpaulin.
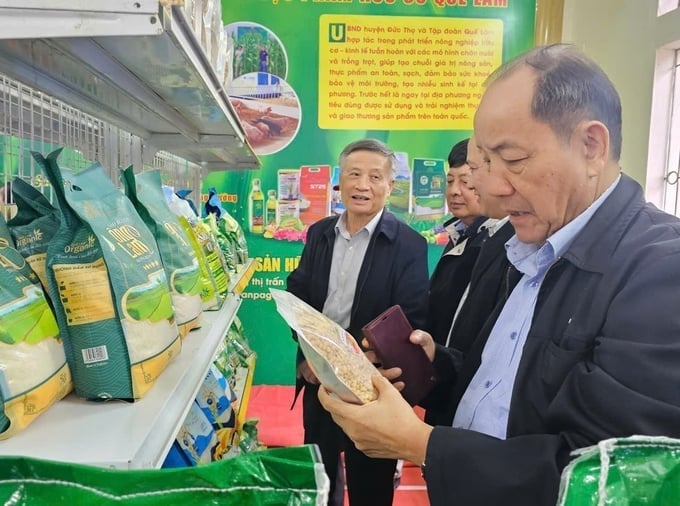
[0,445,328,505]
[558,436,680,506]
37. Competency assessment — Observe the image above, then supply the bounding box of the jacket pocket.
[540,334,593,399]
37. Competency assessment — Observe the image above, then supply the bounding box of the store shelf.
[0,1,260,171]
[0,260,255,469]
[232,258,258,296]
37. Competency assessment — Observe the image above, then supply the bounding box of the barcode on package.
[82,345,109,364]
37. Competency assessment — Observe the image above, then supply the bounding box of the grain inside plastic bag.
[270,288,377,404]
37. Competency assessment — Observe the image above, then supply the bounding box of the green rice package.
[121,168,203,338]
[219,210,249,266]
[194,219,230,298]
[177,215,224,311]
[35,148,181,400]
[205,188,248,266]
[205,213,237,273]
[0,214,72,439]
[6,178,60,292]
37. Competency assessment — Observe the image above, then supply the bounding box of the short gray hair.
[338,138,397,179]
[485,44,622,161]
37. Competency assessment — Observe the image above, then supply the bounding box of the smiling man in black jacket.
[287,138,429,506]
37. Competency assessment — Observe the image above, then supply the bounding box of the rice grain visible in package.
[270,288,378,404]
[36,148,180,401]
[0,215,72,439]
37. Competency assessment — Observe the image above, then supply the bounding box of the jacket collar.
[562,173,644,272]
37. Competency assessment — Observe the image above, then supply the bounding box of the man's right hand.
[297,360,320,384]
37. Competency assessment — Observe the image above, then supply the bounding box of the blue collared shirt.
[452,176,621,439]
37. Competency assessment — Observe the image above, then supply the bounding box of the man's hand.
[318,374,433,466]
[297,360,319,384]
[409,329,436,362]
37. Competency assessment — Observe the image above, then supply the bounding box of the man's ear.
[579,120,610,177]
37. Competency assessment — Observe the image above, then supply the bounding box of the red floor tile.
[248,385,430,505]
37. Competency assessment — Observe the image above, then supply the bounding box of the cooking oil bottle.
[248,178,264,234]
[266,189,277,226]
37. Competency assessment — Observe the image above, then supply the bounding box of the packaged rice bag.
[166,191,225,311]
[213,343,237,392]
[175,188,200,220]
[35,148,181,400]
[0,214,72,439]
[177,215,224,311]
[238,418,263,454]
[0,212,42,285]
[193,219,230,297]
[195,363,235,429]
[218,209,249,266]
[175,401,219,465]
[6,178,60,293]
[270,288,378,404]
[121,168,203,338]
[205,188,248,266]
[162,440,193,468]
[205,212,236,273]
[226,316,254,365]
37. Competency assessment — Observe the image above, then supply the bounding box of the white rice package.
[0,215,72,439]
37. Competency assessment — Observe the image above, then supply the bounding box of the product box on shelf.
[389,152,412,214]
[278,168,300,202]
[299,165,331,226]
[412,157,446,219]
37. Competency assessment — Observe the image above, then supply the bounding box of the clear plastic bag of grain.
[270,288,377,404]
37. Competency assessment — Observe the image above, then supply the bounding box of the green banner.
[207,0,536,385]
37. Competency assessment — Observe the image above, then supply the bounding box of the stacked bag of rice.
[121,168,203,338]
[35,148,181,401]
[0,214,72,439]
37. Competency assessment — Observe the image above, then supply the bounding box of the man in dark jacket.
[427,137,490,348]
[318,44,680,506]
[286,138,429,506]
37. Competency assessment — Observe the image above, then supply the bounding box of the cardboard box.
[299,165,331,226]
[278,169,300,202]
[388,152,412,214]
[412,157,446,219]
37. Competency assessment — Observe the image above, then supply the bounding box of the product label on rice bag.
[270,288,378,404]
[37,149,180,400]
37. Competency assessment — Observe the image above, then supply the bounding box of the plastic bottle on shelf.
[248,178,264,234]
[265,189,277,226]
